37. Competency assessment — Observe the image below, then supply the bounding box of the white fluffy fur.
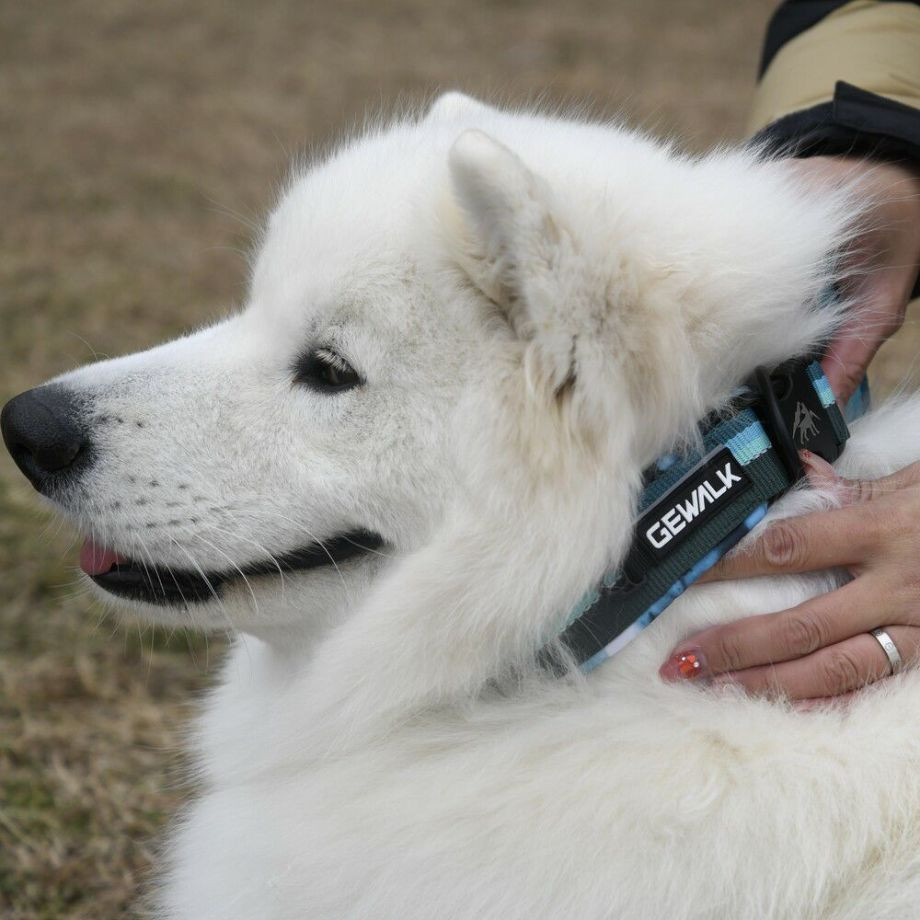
[42,94,920,918]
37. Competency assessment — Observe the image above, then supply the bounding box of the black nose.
[1,385,91,493]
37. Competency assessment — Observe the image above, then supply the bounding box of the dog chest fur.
[167,422,920,920]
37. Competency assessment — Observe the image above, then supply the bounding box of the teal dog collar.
[545,359,860,673]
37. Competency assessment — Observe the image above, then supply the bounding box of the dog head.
[2,94,855,658]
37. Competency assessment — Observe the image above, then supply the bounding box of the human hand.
[791,156,920,404]
[659,453,920,701]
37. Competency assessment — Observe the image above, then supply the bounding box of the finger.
[697,503,881,584]
[800,449,838,486]
[834,460,920,505]
[821,278,907,405]
[713,625,920,700]
[660,576,882,680]
[821,323,888,406]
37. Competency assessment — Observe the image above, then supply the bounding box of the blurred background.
[2,1,918,915]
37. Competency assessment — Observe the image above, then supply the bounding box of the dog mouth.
[79,531,383,606]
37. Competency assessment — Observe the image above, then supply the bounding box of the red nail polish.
[660,648,708,682]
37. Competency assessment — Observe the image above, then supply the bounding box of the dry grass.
[2,1,918,916]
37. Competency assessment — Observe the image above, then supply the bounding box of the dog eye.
[293,348,362,393]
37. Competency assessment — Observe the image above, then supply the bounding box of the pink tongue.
[79,539,127,576]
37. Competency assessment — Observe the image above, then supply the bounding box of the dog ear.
[448,130,596,399]
[448,130,555,327]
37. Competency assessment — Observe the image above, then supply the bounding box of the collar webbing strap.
[543,359,854,673]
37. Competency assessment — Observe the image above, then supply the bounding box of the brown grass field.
[2,1,919,916]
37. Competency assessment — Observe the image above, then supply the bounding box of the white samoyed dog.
[5,94,920,919]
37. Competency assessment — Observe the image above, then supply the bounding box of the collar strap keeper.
[746,361,847,479]
[541,358,854,674]
[750,365,806,481]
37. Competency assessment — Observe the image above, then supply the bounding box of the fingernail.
[659,647,708,682]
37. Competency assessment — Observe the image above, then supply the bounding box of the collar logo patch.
[637,448,752,559]
[792,401,821,445]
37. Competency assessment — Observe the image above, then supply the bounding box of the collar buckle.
[746,360,844,482]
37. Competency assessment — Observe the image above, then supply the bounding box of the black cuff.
[751,81,920,164]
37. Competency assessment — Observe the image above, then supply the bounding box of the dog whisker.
[172,530,258,624]
[165,536,234,631]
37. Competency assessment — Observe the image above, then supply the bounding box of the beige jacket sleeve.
[749,1,920,136]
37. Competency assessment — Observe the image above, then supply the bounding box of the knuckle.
[819,649,864,695]
[891,575,920,611]
[762,521,805,569]
[849,478,875,505]
[780,612,826,656]
[889,505,915,539]
[902,566,920,597]
[712,630,748,672]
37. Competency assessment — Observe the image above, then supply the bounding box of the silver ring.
[870,628,903,676]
